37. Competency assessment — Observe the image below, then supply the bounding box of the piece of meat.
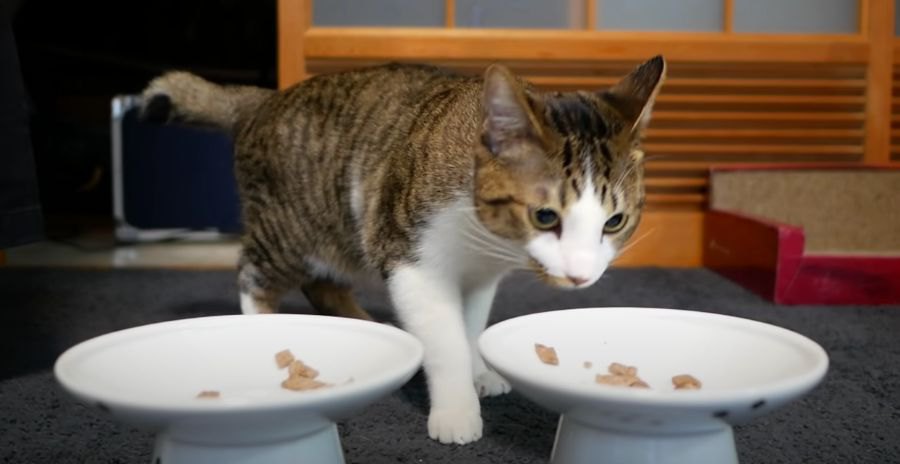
[534,343,559,365]
[288,360,319,379]
[281,376,328,391]
[275,349,295,369]
[672,374,702,390]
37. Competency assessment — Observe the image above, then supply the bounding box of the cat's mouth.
[528,259,590,290]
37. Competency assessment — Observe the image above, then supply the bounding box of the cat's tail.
[140,71,274,132]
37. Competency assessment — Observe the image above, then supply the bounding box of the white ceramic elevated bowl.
[479,307,829,464]
[54,314,423,464]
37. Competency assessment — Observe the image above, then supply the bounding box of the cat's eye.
[603,213,627,233]
[531,208,561,231]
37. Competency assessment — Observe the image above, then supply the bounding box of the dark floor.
[1,267,898,464]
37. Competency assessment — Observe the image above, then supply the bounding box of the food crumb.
[595,374,632,386]
[281,376,328,391]
[196,390,220,399]
[630,379,650,389]
[608,362,637,377]
[275,349,295,369]
[595,363,649,389]
[528,343,702,391]
[672,374,702,390]
[288,360,319,379]
[534,343,559,365]
[276,350,330,391]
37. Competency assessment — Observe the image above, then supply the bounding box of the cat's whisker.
[466,246,525,265]
[473,233,526,262]
[643,153,671,162]
[459,212,526,259]
[458,228,529,266]
[459,231,527,265]
[461,240,529,267]
[614,227,656,261]
[612,160,641,193]
[472,231,523,259]
[457,222,519,255]
[462,212,521,250]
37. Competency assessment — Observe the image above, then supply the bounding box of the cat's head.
[473,56,665,289]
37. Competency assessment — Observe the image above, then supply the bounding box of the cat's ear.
[601,55,666,137]
[481,64,543,156]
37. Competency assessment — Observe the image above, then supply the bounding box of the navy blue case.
[112,95,242,241]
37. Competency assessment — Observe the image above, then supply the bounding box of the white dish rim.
[479,306,829,409]
[54,314,424,416]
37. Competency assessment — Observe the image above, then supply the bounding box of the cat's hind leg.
[301,279,374,321]
[237,253,286,315]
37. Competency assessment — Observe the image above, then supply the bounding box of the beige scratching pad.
[711,170,900,254]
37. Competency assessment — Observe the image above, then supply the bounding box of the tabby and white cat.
[141,56,665,444]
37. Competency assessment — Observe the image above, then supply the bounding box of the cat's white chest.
[417,198,521,285]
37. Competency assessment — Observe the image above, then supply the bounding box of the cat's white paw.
[428,408,483,444]
[475,370,511,397]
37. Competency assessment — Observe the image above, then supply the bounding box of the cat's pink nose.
[567,276,589,286]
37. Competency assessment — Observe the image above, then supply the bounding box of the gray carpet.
[1,268,898,464]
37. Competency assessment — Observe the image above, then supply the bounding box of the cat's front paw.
[428,408,483,444]
[475,370,511,397]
